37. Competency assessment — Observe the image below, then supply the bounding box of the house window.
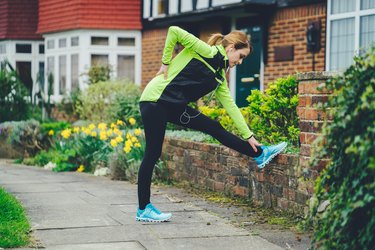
[47,40,54,49]
[59,55,66,94]
[91,54,109,66]
[117,55,135,82]
[71,37,79,46]
[16,61,32,96]
[327,0,375,71]
[47,57,55,94]
[91,37,109,46]
[39,44,45,54]
[118,37,135,46]
[39,62,45,90]
[0,44,5,54]
[158,0,167,15]
[16,44,32,53]
[71,54,79,90]
[59,38,67,48]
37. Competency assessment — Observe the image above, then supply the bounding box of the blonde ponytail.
[207,30,252,54]
[207,33,224,46]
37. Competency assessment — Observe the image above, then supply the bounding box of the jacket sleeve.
[215,76,253,140]
[162,26,214,65]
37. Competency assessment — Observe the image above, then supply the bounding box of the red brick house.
[0,0,142,102]
[0,0,43,97]
[141,0,375,107]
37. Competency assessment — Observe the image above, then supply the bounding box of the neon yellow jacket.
[140,26,253,139]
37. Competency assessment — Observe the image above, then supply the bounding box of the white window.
[71,37,79,46]
[91,54,109,66]
[59,55,67,94]
[59,38,67,48]
[91,37,109,46]
[47,57,55,94]
[158,0,167,15]
[118,55,135,82]
[47,40,54,49]
[327,0,375,71]
[71,54,79,90]
[118,37,135,46]
[16,44,32,53]
[0,44,6,54]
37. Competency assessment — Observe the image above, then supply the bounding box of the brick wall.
[141,28,168,87]
[297,71,335,177]
[264,3,326,86]
[162,71,335,215]
[162,138,304,213]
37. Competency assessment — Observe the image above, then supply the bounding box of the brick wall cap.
[297,71,340,81]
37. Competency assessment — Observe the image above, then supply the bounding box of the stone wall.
[162,72,335,215]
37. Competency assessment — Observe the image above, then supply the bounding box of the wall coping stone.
[297,71,339,81]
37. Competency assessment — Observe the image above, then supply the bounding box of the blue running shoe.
[136,203,172,222]
[253,142,287,169]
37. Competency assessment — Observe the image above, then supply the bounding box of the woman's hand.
[248,136,262,153]
[156,64,168,80]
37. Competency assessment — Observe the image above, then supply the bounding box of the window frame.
[326,0,375,71]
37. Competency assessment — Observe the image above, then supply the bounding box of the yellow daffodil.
[110,123,117,129]
[115,136,123,143]
[110,139,118,147]
[61,129,71,139]
[134,128,142,136]
[73,127,79,133]
[88,123,96,130]
[124,146,131,153]
[125,140,133,147]
[117,119,124,126]
[134,143,141,148]
[77,165,85,172]
[91,131,97,137]
[128,118,136,125]
[131,136,138,143]
[48,130,54,136]
[106,129,113,137]
[113,128,122,136]
[126,132,132,140]
[98,123,107,130]
[82,128,91,135]
[100,131,108,140]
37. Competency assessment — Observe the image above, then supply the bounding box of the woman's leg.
[138,102,168,210]
[169,106,262,157]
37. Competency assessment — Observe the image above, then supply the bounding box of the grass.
[0,187,31,248]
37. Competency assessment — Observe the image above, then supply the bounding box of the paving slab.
[0,161,286,250]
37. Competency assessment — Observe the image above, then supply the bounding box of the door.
[16,61,33,98]
[235,23,263,107]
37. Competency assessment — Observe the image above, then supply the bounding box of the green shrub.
[76,80,141,122]
[0,60,31,122]
[0,120,50,157]
[308,46,375,249]
[85,64,112,85]
[246,75,299,147]
[0,121,69,159]
[199,75,299,149]
[109,83,142,126]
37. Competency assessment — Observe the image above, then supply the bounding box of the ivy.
[308,46,375,249]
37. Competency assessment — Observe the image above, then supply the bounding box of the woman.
[136,26,287,222]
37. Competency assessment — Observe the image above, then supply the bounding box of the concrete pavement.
[0,159,286,250]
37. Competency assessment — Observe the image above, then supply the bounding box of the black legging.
[137,101,262,209]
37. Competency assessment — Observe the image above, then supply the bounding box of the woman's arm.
[215,79,253,139]
[161,26,213,65]
[215,80,262,152]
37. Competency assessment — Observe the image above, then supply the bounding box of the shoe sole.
[258,142,287,169]
[136,216,171,222]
